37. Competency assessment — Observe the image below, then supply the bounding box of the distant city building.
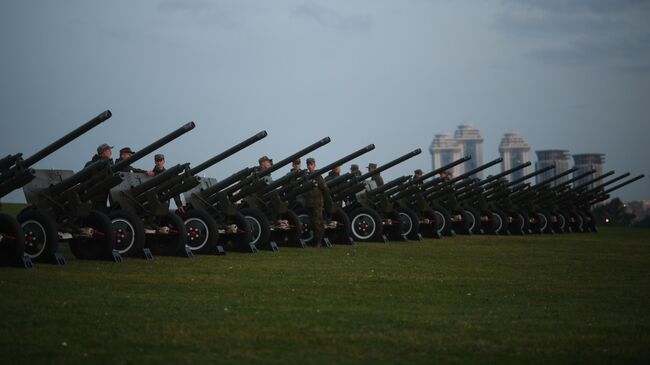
[453,124,484,178]
[498,132,531,182]
[573,153,606,189]
[536,150,571,187]
[430,133,463,177]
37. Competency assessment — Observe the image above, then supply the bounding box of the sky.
[1,0,649,202]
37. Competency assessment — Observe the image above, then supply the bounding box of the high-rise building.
[573,153,605,189]
[535,150,571,187]
[498,132,531,182]
[430,133,463,177]
[453,124,484,178]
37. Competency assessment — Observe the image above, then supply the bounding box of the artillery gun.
[1,110,112,266]
[326,149,422,242]
[185,137,331,251]
[269,144,376,246]
[18,121,194,263]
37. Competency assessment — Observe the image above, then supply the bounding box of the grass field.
[1,225,649,364]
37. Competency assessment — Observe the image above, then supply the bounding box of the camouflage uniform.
[304,161,329,246]
[368,163,384,187]
[152,155,184,209]
[84,144,114,211]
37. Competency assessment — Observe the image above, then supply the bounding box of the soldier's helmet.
[120,147,135,155]
[306,157,315,165]
[97,143,113,154]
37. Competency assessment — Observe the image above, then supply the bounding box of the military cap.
[258,155,271,164]
[120,147,135,154]
[292,158,301,165]
[350,164,359,171]
[154,154,165,161]
[414,169,423,175]
[367,163,377,169]
[306,157,315,165]
[97,143,113,154]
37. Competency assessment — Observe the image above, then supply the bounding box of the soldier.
[414,169,423,179]
[368,163,384,187]
[258,155,273,184]
[84,144,114,210]
[350,164,361,177]
[151,154,185,213]
[439,170,453,181]
[115,147,154,176]
[303,157,329,247]
[326,165,341,181]
[85,143,113,168]
[290,159,302,173]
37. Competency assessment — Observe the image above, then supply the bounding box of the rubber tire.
[326,207,353,245]
[451,210,472,235]
[466,208,482,234]
[69,210,115,260]
[109,209,145,257]
[349,207,384,242]
[17,209,59,261]
[294,208,315,244]
[146,213,187,256]
[397,207,420,240]
[0,213,26,265]
[239,207,270,250]
[182,209,220,254]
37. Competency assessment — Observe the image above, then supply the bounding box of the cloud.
[495,0,650,71]
[292,2,372,33]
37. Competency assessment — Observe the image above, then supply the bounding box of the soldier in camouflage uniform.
[413,169,423,179]
[290,158,302,174]
[350,164,361,177]
[258,155,273,184]
[326,165,341,182]
[151,154,185,213]
[114,147,154,175]
[303,157,329,247]
[368,163,384,187]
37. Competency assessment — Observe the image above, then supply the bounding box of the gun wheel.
[182,209,219,254]
[109,209,145,256]
[17,209,59,261]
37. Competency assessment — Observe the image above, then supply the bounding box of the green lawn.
[1,227,649,364]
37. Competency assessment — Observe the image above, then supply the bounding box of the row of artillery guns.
[0,110,645,268]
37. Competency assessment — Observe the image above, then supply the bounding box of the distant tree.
[591,198,635,227]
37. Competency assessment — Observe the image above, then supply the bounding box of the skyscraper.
[498,132,531,182]
[536,150,571,187]
[430,134,463,177]
[573,153,605,189]
[453,124,484,178]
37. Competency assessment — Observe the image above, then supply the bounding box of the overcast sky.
[1,0,649,202]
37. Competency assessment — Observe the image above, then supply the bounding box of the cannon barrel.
[449,157,503,183]
[130,163,190,197]
[263,137,331,176]
[21,110,113,168]
[358,148,422,181]
[600,175,645,196]
[113,122,195,172]
[573,170,617,191]
[367,176,411,197]
[477,161,531,188]
[532,167,579,189]
[48,159,111,196]
[553,168,598,190]
[585,173,631,194]
[262,170,304,195]
[508,165,555,187]
[313,144,375,177]
[203,167,256,203]
[189,130,267,176]
[414,155,472,183]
